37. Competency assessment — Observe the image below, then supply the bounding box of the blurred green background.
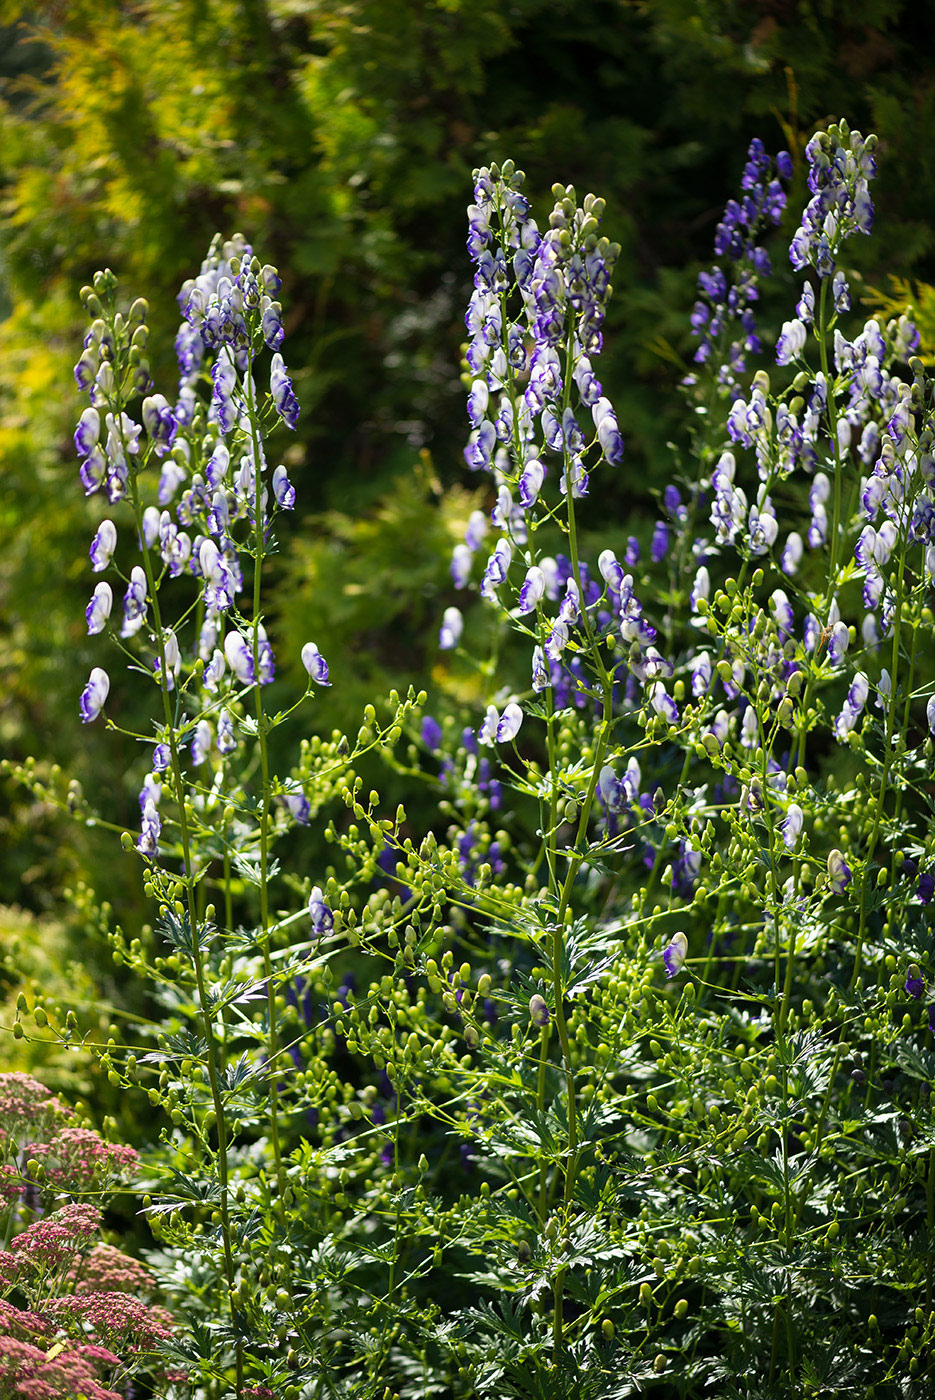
[1,0,934,1109]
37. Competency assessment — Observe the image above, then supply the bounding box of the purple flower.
[466,379,489,427]
[776,318,807,366]
[466,419,497,470]
[918,872,935,905]
[137,798,161,855]
[211,353,238,435]
[85,581,112,635]
[781,531,803,576]
[283,791,310,825]
[905,967,925,1000]
[518,565,545,615]
[528,993,549,1027]
[451,544,473,589]
[205,442,230,489]
[592,397,624,464]
[255,625,275,685]
[120,566,148,638]
[496,702,523,743]
[272,464,295,509]
[79,667,110,723]
[480,539,512,600]
[827,621,849,667]
[155,628,181,691]
[439,606,463,650]
[827,848,852,894]
[270,352,299,429]
[649,683,678,725]
[308,885,334,935]
[74,407,100,458]
[191,720,212,766]
[141,394,178,454]
[90,520,117,572]
[782,803,804,850]
[224,631,255,685]
[301,641,330,686]
[217,708,236,754]
[531,645,548,691]
[262,301,284,350]
[203,648,226,691]
[832,270,851,313]
[663,932,688,978]
[598,765,625,811]
[478,701,522,747]
[421,715,442,751]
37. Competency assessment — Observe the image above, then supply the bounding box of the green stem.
[126,465,243,1398]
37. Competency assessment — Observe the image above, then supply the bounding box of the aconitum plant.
[6,119,935,1399]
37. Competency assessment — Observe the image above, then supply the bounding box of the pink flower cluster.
[46,1292,173,1351]
[24,1128,138,1191]
[0,1077,174,1396]
[4,1204,101,1278]
[0,1165,24,1205]
[0,1075,71,1140]
[0,1304,124,1400]
[66,1243,153,1295]
[0,1335,122,1400]
[0,1300,50,1343]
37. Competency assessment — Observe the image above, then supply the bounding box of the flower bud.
[528,993,549,1027]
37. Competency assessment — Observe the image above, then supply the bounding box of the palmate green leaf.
[231,852,281,886]
[155,905,205,954]
[144,1167,223,1213]
[204,976,269,1015]
[139,1028,209,1064]
[454,1294,529,1346]
[222,1051,264,1092]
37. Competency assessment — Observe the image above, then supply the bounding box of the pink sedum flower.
[25,1128,138,1192]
